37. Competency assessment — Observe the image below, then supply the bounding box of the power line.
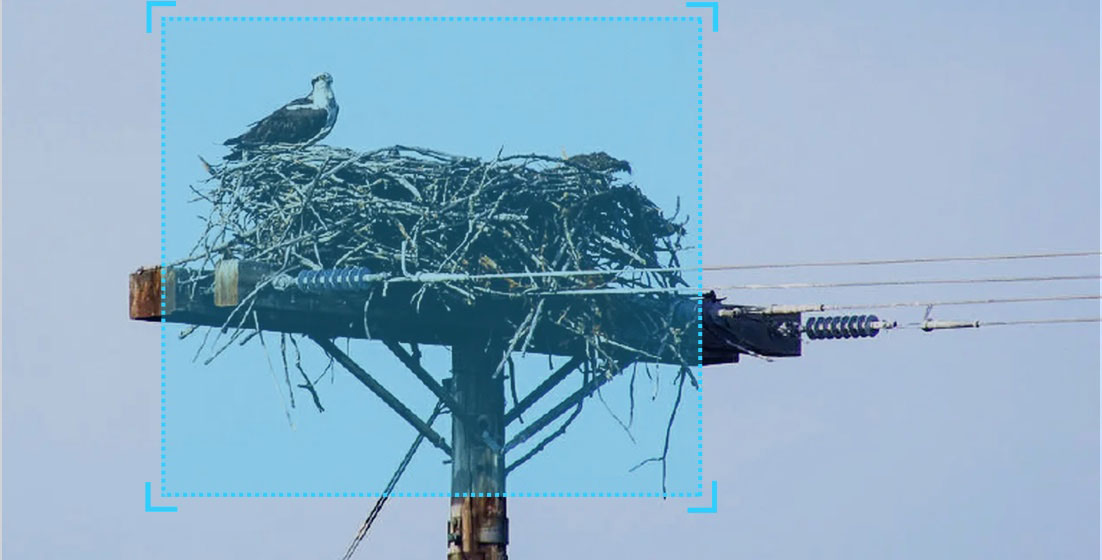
[453,249,1100,279]
[341,400,445,560]
[965,317,1102,328]
[281,250,1101,290]
[531,274,1101,296]
[762,294,1102,314]
[700,249,1100,272]
[706,273,1101,292]
[888,316,1101,331]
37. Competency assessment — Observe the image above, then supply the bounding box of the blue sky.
[4,0,1099,558]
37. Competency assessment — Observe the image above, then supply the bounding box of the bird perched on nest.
[564,151,632,175]
[223,72,339,158]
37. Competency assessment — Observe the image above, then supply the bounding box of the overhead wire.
[889,317,1102,330]
[286,250,1101,287]
[526,273,1101,296]
[972,317,1102,327]
[705,274,1101,292]
[341,400,445,560]
[749,294,1101,313]
[387,249,1101,284]
[698,249,1100,272]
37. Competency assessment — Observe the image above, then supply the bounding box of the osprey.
[565,151,632,175]
[224,72,339,152]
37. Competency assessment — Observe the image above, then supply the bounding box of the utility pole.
[448,337,508,560]
[130,264,806,558]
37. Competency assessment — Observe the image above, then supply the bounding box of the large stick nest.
[186,144,694,371]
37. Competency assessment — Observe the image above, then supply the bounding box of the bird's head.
[312,72,334,87]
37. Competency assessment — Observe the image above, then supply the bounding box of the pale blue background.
[4,0,1099,558]
[164,18,701,495]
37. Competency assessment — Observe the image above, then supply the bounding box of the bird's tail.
[198,155,215,175]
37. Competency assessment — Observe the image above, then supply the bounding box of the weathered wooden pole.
[447,337,508,560]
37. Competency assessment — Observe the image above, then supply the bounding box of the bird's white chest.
[286,86,335,112]
[311,85,335,110]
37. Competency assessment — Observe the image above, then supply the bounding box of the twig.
[629,367,688,496]
[254,311,295,429]
[288,335,325,413]
[505,401,583,475]
[507,357,522,424]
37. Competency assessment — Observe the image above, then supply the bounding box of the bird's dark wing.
[224,97,327,146]
[284,96,313,107]
[240,96,311,127]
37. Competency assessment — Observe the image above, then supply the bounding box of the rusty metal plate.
[129,266,175,320]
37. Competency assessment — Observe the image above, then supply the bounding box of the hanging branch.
[629,367,691,496]
[288,335,325,413]
[596,385,637,444]
[628,363,638,428]
[253,311,295,429]
[279,334,296,409]
[507,357,523,424]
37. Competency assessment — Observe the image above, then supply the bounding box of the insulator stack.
[296,267,380,293]
[804,314,883,340]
